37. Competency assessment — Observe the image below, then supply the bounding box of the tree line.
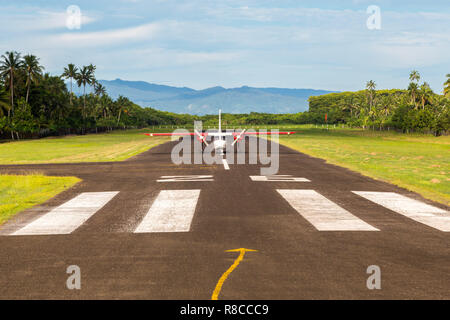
[307,71,450,135]
[1,51,448,139]
[0,51,197,140]
[196,72,449,135]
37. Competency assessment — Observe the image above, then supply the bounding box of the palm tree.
[408,70,421,109]
[419,82,433,109]
[349,101,361,118]
[87,63,96,74]
[23,54,44,104]
[0,51,22,117]
[366,80,376,91]
[408,82,419,109]
[0,88,10,117]
[377,95,393,129]
[62,63,78,104]
[93,82,108,130]
[94,82,106,97]
[409,70,420,83]
[99,94,112,119]
[366,80,376,108]
[114,95,131,126]
[444,74,450,98]
[75,65,96,120]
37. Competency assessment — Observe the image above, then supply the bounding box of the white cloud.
[370,43,449,68]
[36,10,97,30]
[0,8,97,32]
[1,2,449,91]
[52,22,161,47]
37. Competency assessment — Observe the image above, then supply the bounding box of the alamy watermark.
[366,265,381,290]
[66,5,82,30]
[66,265,81,290]
[366,5,381,30]
[170,122,280,176]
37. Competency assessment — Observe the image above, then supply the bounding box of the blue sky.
[1,0,449,93]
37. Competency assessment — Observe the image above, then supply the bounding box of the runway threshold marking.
[157,175,214,182]
[211,248,258,300]
[250,175,310,182]
[354,191,450,232]
[134,190,201,233]
[278,190,379,231]
[12,192,119,235]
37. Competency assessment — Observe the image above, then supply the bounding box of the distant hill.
[74,78,337,115]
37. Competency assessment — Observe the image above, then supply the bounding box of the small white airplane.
[144,109,296,154]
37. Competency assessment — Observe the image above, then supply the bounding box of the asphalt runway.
[0,138,448,299]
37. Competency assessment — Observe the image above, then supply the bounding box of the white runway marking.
[12,192,119,235]
[353,191,450,232]
[157,175,214,182]
[278,190,379,231]
[251,175,310,182]
[222,158,230,170]
[134,190,201,233]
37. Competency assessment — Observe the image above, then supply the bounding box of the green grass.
[276,126,450,206]
[0,174,80,225]
[1,126,448,207]
[0,129,169,164]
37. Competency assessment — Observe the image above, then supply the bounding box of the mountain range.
[74,78,337,115]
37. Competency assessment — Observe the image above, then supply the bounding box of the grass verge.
[277,127,449,206]
[0,174,80,225]
[0,129,169,164]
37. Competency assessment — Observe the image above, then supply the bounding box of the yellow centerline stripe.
[211,248,257,300]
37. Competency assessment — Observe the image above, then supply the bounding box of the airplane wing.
[144,132,204,137]
[144,130,296,146]
[231,130,296,145]
[144,130,210,145]
[144,131,296,137]
[241,131,296,135]
[144,109,295,143]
